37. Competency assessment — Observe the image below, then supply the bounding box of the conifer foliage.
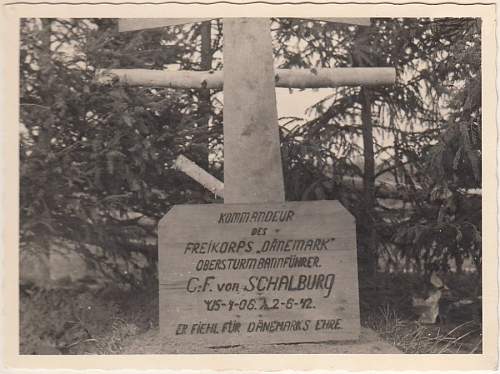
[20,18,481,287]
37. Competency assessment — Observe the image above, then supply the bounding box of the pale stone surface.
[20,246,50,286]
[21,239,150,288]
[121,327,402,354]
[49,244,88,282]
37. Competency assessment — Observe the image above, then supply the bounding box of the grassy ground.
[359,272,482,354]
[20,272,482,355]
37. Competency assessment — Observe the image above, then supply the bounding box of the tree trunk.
[36,18,54,284]
[359,87,378,275]
[39,19,53,100]
[195,21,212,170]
[455,254,464,274]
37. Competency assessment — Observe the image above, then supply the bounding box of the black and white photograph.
[2,1,498,370]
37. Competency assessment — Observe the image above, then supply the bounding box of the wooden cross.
[97,18,397,347]
[100,17,395,205]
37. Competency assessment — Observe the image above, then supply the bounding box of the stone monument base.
[121,327,402,354]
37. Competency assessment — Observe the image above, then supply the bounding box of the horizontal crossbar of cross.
[118,17,371,32]
[96,67,396,89]
[99,17,397,204]
[174,154,426,201]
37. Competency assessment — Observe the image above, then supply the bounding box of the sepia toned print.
[3,2,497,370]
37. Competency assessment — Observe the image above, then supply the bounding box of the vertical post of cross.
[222,18,285,204]
[196,20,212,170]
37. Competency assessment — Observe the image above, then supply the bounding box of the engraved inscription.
[158,200,360,346]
